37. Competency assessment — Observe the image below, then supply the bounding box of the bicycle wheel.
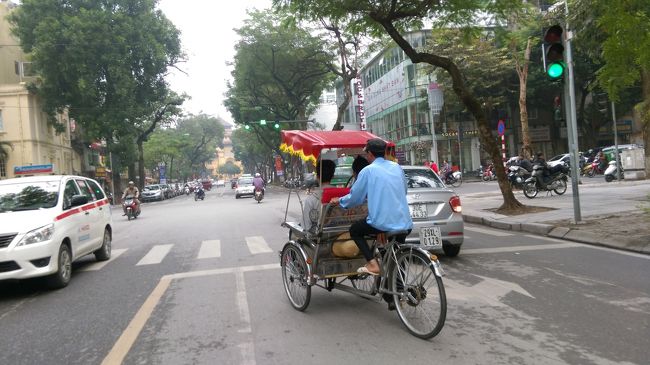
[281,244,311,311]
[391,250,446,339]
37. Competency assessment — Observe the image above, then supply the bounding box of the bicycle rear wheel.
[281,244,311,311]
[391,251,446,339]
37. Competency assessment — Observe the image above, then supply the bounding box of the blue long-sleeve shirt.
[339,157,413,232]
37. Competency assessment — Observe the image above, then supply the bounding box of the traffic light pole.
[563,1,582,223]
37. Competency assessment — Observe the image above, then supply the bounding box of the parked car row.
[141,183,188,202]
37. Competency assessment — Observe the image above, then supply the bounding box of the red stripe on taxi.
[55,199,108,221]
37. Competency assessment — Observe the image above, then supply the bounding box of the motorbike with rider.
[523,152,568,199]
[122,181,141,219]
[253,173,265,201]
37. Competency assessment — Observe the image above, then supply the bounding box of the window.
[0,158,6,178]
[0,109,4,130]
[86,180,105,200]
[63,180,80,210]
[75,179,96,201]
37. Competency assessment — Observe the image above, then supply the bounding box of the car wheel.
[94,228,112,261]
[235,195,240,199]
[442,244,461,257]
[46,243,72,289]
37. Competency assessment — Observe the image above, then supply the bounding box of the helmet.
[128,181,135,185]
[255,173,261,177]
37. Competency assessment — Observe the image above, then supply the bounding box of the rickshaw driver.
[330,138,413,275]
[302,159,336,233]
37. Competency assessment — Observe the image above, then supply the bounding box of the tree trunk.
[128,163,136,184]
[169,156,174,183]
[517,39,533,159]
[137,141,145,190]
[640,69,650,177]
[333,75,353,131]
[112,154,122,205]
[375,18,522,212]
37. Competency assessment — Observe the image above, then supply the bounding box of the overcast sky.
[158,0,272,125]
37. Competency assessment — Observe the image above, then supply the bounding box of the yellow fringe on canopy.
[279,143,317,165]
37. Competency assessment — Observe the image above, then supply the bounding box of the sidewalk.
[461,179,650,254]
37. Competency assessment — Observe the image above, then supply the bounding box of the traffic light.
[244,124,250,130]
[260,119,267,125]
[544,25,565,81]
[274,122,280,129]
[553,96,562,121]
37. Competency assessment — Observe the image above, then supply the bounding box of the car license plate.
[409,203,428,219]
[419,226,442,248]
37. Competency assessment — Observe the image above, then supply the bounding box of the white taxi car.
[0,175,113,288]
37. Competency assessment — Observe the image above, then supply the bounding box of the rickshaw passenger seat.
[321,187,350,203]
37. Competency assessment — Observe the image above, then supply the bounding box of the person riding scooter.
[252,173,265,196]
[122,181,141,216]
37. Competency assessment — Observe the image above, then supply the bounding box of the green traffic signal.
[547,62,565,80]
[260,119,267,125]
[244,124,250,130]
[274,123,280,129]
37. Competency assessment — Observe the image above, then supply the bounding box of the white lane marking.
[168,263,279,280]
[465,226,513,237]
[81,248,128,271]
[525,235,650,260]
[102,263,278,364]
[136,244,173,266]
[235,271,256,365]
[462,243,582,255]
[197,240,221,259]
[245,236,272,254]
[101,277,172,365]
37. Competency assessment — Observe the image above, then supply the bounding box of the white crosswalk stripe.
[197,240,221,259]
[245,236,273,254]
[136,244,173,266]
[80,248,128,271]
[465,226,513,237]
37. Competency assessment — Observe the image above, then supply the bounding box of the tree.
[225,9,333,133]
[219,161,242,176]
[277,0,528,212]
[133,93,185,189]
[177,114,225,177]
[9,0,183,193]
[573,0,650,175]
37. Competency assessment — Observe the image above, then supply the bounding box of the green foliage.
[143,114,225,181]
[219,161,241,176]
[425,28,516,109]
[8,0,183,139]
[225,9,333,126]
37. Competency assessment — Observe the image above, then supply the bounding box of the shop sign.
[529,127,551,142]
[14,164,53,175]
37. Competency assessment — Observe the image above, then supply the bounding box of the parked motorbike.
[604,160,624,182]
[123,198,141,220]
[507,165,531,189]
[587,160,607,177]
[482,164,496,181]
[254,188,264,203]
[194,187,205,201]
[523,164,568,199]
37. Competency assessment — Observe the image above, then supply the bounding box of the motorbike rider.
[302,159,336,233]
[440,160,452,181]
[597,151,608,171]
[252,173,265,196]
[121,181,140,215]
[516,154,533,173]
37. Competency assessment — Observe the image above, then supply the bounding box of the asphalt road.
[1,185,648,365]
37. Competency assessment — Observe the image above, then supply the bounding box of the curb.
[462,214,649,255]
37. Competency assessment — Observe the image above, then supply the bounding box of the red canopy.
[280,130,394,163]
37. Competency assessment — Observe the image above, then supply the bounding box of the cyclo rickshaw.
[278,130,447,339]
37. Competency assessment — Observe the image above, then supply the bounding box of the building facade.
[0,1,82,180]
[205,122,242,178]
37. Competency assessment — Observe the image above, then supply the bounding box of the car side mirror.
[71,195,89,207]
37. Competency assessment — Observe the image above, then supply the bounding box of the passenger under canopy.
[279,130,395,164]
